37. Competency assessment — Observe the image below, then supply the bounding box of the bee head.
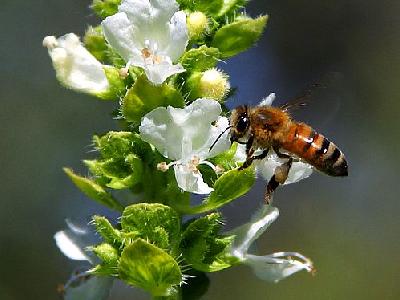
[230,105,250,143]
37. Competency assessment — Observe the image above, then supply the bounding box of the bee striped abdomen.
[282,123,348,176]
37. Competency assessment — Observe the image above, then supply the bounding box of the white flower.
[54,220,113,300]
[43,34,110,95]
[234,93,313,184]
[230,205,314,282]
[139,98,231,194]
[54,219,96,263]
[101,0,188,85]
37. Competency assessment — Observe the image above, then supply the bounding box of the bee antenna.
[209,125,232,152]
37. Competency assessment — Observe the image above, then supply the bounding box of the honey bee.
[229,102,348,203]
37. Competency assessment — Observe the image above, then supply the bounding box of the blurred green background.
[1,0,399,299]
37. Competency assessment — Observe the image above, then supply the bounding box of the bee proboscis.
[229,102,348,203]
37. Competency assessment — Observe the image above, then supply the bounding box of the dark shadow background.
[1,0,399,299]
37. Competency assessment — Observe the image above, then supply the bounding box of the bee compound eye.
[237,116,249,133]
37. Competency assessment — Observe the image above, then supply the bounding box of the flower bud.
[187,11,208,39]
[187,69,230,101]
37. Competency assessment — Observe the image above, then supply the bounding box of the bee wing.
[281,72,343,127]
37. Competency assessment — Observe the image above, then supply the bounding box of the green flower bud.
[92,243,119,265]
[91,0,121,18]
[187,69,230,101]
[211,15,268,58]
[187,11,209,39]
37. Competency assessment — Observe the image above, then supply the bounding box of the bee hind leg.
[264,157,293,204]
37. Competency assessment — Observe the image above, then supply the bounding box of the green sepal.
[92,243,119,265]
[180,46,221,72]
[178,0,223,16]
[217,0,248,17]
[122,75,185,125]
[91,0,121,18]
[118,238,182,296]
[177,166,255,214]
[63,168,124,212]
[121,203,181,252]
[84,26,109,62]
[180,213,236,272]
[211,15,268,58]
[94,131,153,161]
[84,26,126,68]
[91,215,123,248]
[102,66,126,99]
[85,154,143,190]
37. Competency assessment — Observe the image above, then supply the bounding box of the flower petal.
[54,219,97,263]
[245,252,314,283]
[258,93,276,106]
[229,205,279,259]
[140,98,227,160]
[165,11,189,62]
[174,164,213,194]
[102,12,142,62]
[144,61,185,85]
[44,33,109,94]
[255,151,313,184]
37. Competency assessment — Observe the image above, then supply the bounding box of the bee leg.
[238,135,256,170]
[264,157,293,204]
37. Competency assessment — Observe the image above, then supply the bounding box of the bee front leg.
[264,157,293,204]
[238,135,255,170]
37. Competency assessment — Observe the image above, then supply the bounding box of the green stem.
[152,287,182,300]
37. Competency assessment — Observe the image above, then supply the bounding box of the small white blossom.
[54,220,113,299]
[43,33,110,95]
[101,0,188,85]
[54,219,96,263]
[230,205,314,282]
[139,98,230,194]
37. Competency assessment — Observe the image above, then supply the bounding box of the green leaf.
[84,26,109,62]
[64,168,123,212]
[91,0,121,18]
[177,166,256,214]
[208,142,238,170]
[91,215,123,248]
[122,75,185,125]
[217,0,248,17]
[121,203,181,252]
[180,46,221,72]
[119,239,182,296]
[180,213,236,272]
[178,0,223,16]
[211,15,268,58]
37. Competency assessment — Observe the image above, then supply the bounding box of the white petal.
[102,12,142,62]
[65,274,113,300]
[144,61,185,85]
[54,219,97,263]
[139,98,226,160]
[206,116,231,158]
[255,151,313,184]
[245,252,314,283]
[229,205,279,259]
[44,33,109,94]
[54,231,91,261]
[258,93,276,106]
[165,11,189,62]
[119,0,179,27]
[174,164,214,194]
